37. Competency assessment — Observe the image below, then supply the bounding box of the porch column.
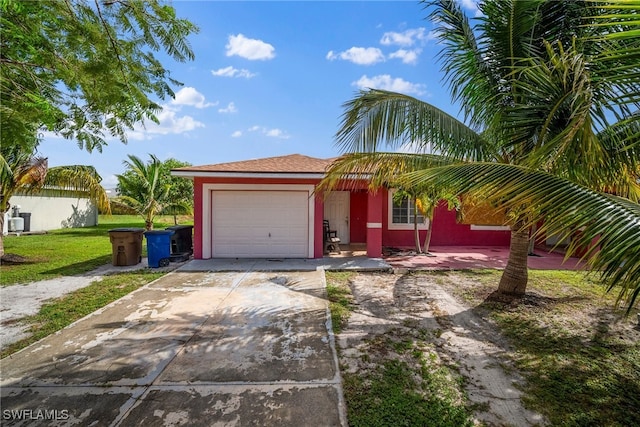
[193,178,203,259]
[366,191,383,258]
[314,194,324,258]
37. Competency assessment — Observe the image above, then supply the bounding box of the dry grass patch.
[430,269,640,427]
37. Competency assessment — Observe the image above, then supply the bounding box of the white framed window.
[387,191,429,230]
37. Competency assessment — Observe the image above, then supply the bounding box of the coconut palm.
[0,145,110,257]
[322,0,640,310]
[113,154,192,230]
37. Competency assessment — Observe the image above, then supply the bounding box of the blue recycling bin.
[144,230,174,268]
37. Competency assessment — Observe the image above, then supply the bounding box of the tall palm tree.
[114,154,192,230]
[1,145,110,257]
[322,0,640,310]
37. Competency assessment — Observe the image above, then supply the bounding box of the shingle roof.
[173,154,334,174]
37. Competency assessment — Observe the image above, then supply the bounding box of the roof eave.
[171,171,327,179]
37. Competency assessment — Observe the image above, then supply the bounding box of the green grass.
[327,271,475,426]
[325,271,356,334]
[342,330,474,427]
[430,269,640,427]
[1,271,164,358]
[1,215,192,285]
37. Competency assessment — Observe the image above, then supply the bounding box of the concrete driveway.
[1,269,346,426]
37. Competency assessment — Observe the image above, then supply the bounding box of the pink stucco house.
[172,154,510,259]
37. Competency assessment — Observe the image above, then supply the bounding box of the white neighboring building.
[3,191,98,234]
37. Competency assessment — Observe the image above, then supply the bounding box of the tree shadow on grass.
[1,253,38,265]
[484,290,589,308]
[49,221,146,238]
[41,255,112,276]
[386,271,639,426]
[472,299,640,426]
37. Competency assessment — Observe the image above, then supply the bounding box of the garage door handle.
[268,232,271,237]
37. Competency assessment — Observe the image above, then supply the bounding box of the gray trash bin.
[166,225,193,255]
[19,212,31,232]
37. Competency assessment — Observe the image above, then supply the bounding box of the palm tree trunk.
[497,222,529,296]
[0,214,5,258]
[413,199,422,253]
[423,225,433,254]
[423,207,435,254]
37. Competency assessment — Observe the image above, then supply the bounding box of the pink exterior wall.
[192,177,510,260]
[193,177,205,259]
[313,196,324,258]
[192,176,323,259]
[381,193,510,248]
[430,202,510,246]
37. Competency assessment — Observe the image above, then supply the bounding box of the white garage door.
[211,191,309,258]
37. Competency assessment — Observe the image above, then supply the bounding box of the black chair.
[323,220,341,254]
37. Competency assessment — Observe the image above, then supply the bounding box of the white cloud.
[231,130,243,138]
[353,74,427,96]
[380,28,428,47]
[130,106,205,139]
[105,175,119,187]
[226,34,275,60]
[211,66,256,78]
[458,0,481,16]
[218,102,238,114]
[326,47,385,65]
[247,125,290,139]
[171,87,216,108]
[389,49,421,65]
[265,128,286,138]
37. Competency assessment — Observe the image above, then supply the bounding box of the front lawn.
[327,270,639,427]
[1,271,164,358]
[1,215,192,286]
[433,270,640,426]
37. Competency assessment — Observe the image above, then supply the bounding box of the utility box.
[108,228,144,266]
[8,217,24,233]
[166,225,193,255]
[144,230,174,268]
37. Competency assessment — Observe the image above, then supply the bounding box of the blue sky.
[39,0,480,189]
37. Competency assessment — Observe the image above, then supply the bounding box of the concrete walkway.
[1,269,347,426]
[0,258,185,349]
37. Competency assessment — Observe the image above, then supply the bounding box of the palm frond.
[161,200,193,216]
[45,165,111,214]
[428,0,495,128]
[335,90,492,161]
[401,162,640,312]
[585,0,640,40]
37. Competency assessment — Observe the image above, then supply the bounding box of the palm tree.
[1,145,110,257]
[322,0,640,310]
[113,154,192,230]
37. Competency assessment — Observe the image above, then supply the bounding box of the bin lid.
[143,230,175,235]
[109,228,145,233]
[165,225,193,230]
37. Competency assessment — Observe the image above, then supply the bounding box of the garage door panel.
[211,191,309,258]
